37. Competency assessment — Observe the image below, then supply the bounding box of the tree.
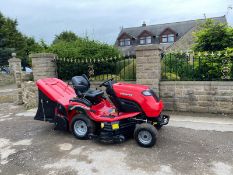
[0,35,15,65]
[193,19,233,51]
[0,11,43,66]
[0,12,21,65]
[53,31,78,44]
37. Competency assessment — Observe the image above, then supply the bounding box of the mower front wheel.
[71,114,95,140]
[134,123,157,148]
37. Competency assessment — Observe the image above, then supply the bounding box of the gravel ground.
[0,103,233,175]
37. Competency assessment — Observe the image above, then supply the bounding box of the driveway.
[0,103,233,175]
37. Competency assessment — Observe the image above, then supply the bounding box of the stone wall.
[0,73,14,86]
[21,72,33,82]
[21,81,38,109]
[30,53,57,81]
[160,81,233,114]
[0,86,17,103]
[135,45,162,92]
[8,54,23,104]
[18,53,57,109]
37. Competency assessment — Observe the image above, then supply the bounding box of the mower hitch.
[160,114,170,125]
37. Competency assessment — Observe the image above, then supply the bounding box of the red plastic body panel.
[68,99,140,122]
[36,78,76,107]
[113,82,164,117]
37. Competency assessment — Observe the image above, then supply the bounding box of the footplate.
[88,133,125,143]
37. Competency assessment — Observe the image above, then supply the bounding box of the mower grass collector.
[34,74,169,148]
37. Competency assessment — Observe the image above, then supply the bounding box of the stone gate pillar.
[8,53,23,104]
[30,53,57,81]
[135,45,162,93]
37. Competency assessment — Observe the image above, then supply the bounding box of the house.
[115,16,227,56]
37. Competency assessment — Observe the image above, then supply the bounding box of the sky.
[0,0,232,44]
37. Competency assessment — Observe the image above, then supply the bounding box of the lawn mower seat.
[71,75,104,101]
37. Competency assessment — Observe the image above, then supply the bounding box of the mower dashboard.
[99,78,114,87]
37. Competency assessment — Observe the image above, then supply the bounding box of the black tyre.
[70,114,95,140]
[134,123,157,148]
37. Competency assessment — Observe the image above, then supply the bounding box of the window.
[139,36,152,45]
[146,36,151,44]
[125,39,131,46]
[119,38,131,46]
[119,39,124,46]
[168,34,174,42]
[161,34,175,43]
[140,37,145,44]
[162,35,168,43]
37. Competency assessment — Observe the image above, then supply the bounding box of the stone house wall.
[167,26,197,51]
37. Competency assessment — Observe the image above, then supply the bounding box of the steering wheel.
[99,78,114,87]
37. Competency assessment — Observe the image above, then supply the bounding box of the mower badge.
[120,92,133,96]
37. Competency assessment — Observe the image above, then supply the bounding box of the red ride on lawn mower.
[35,74,169,147]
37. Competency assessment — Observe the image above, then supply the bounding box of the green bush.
[48,39,120,60]
[162,72,180,81]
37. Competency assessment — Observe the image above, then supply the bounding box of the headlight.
[142,90,152,96]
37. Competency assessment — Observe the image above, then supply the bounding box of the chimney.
[142,21,146,27]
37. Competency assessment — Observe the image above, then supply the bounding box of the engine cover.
[112,82,163,117]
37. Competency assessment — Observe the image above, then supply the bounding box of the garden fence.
[161,50,233,81]
[55,56,136,81]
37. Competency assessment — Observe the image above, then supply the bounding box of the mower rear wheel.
[134,123,157,148]
[71,114,95,140]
